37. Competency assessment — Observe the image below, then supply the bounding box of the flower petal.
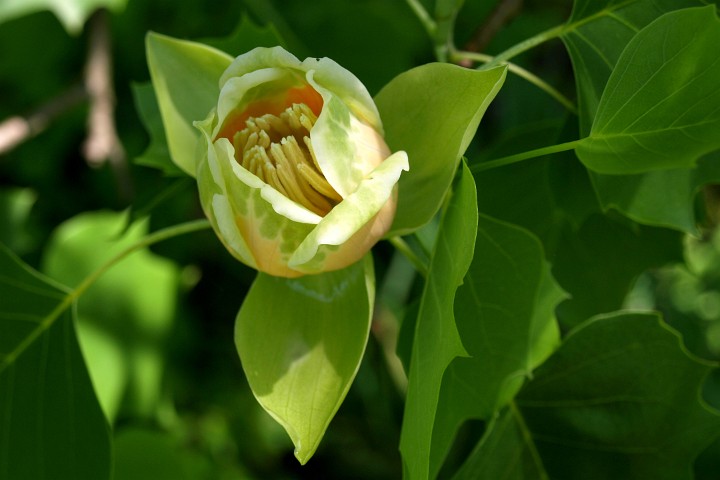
[289,151,409,273]
[196,113,317,277]
[306,72,390,199]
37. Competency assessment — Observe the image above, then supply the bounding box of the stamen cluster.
[232,104,342,216]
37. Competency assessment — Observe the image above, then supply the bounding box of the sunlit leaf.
[399,162,477,480]
[235,256,375,464]
[375,64,506,236]
[42,211,180,421]
[0,244,111,480]
[0,0,126,34]
[575,7,720,174]
[428,215,564,478]
[146,32,232,176]
[561,0,713,135]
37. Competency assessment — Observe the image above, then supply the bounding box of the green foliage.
[42,211,180,421]
[376,63,507,235]
[575,7,720,175]
[0,245,111,480]
[516,313,720,480]
[235,257,375,463]
[145,32,232,176]
[3,0,720,479]
[400,162,477,479]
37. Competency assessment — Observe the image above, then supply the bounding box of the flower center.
[231,103,342,216]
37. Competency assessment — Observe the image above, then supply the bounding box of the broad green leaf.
[561,1,720,232]
[513,312,720,480]
[553,214,681,328]
[0,244,111,480]
[591,150,720,234]
[399,162,477,480]
[0,0,125,34]
[375,63,506,236]
[146,32,232,176]
[561,0,714,135]
[428,215,565,479]
[235,255,375,464]
[42,211,180,421]
[575,7,720,174]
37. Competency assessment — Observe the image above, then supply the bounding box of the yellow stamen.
[232,102,342,215]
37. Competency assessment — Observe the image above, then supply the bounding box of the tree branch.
[83,9,131,199]
[0,85,87,155]
[463,0,524,58]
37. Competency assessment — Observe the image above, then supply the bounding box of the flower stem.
[480,23,566,69]
[405,0,436,37]
[470,139,581,174]
[451,50,577,114]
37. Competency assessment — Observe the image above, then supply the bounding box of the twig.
[0,85,87,155]
[462,0,524,63]
[451,50,577,114]
[83,9,132,200]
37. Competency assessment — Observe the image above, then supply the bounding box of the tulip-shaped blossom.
[195,47,408,277]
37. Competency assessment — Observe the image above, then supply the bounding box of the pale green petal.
[301,57,382,132]
[215,68,290,128]
[220,46,304,89]
[196,113,317,277]
[289,151,409,272]
[307,71,389,199]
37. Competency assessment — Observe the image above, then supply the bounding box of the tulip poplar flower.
[195,47,408,277]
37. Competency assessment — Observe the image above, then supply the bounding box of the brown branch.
[0,84,87,155]
[461,0,524,65]
[83,9,132,200]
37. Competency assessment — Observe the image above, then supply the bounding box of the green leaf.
[428,215,565,478]
[399,162,477,480]
[561,1,720,233]
[235,255,375,464]
[146,32,233,176]
[575,6,720,174]
[0,0,126,34]
[591,150,720,234]
[513,312,720,480]
[0,244,111,480]
[561,0,713,135]
[42,211,180,421]
[553,214,681,328]
[375,63,506,236]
